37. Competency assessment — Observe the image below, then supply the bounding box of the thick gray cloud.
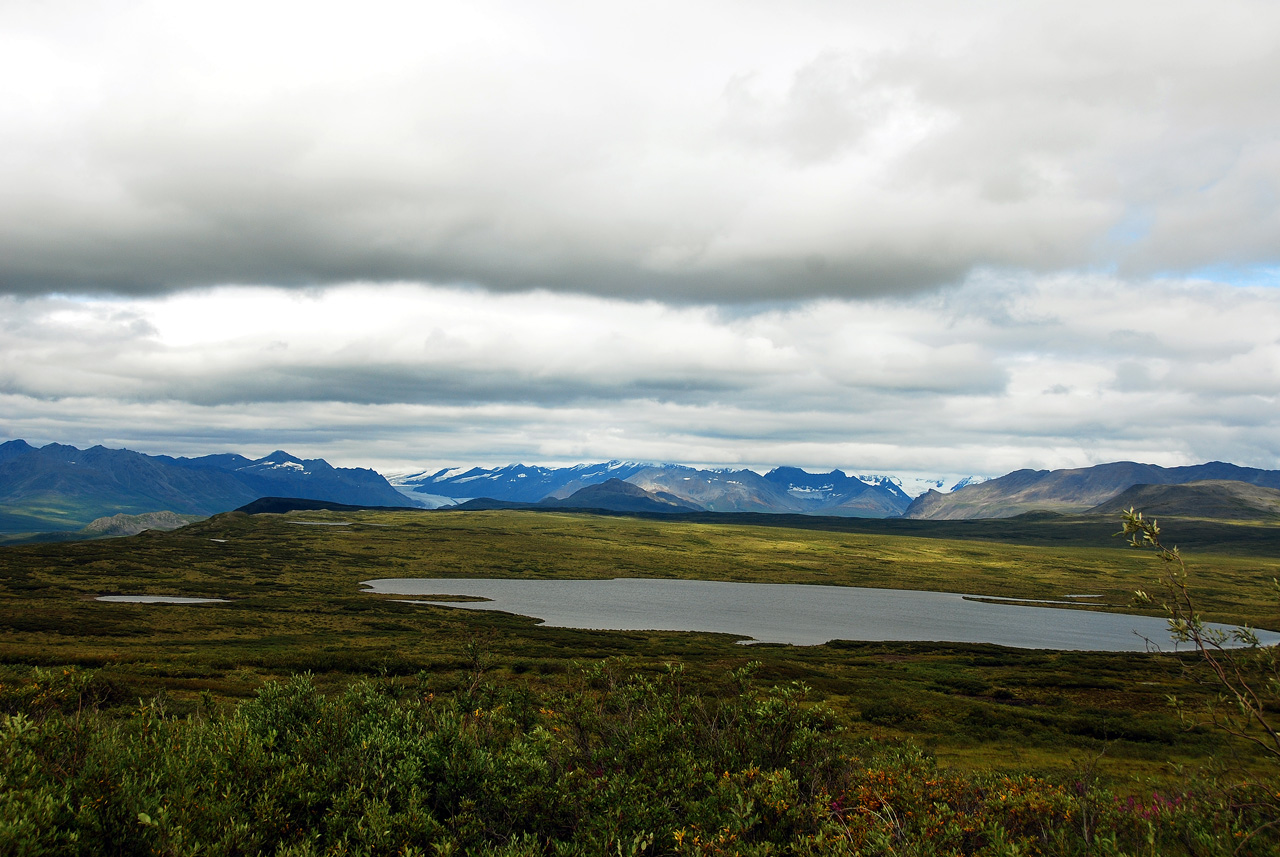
[2,275,1277,478]
[2,1,1278,299]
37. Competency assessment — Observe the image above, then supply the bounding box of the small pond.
[96,595,229,604]
[360,577,1280,651]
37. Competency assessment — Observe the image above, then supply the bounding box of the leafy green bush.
[2,661,1278,855]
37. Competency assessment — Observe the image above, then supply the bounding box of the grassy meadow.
[3,508,1280,854]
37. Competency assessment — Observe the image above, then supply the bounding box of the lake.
[359,577,1280,651]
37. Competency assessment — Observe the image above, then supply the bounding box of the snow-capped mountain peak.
[389,460,988,514]
[873,474,991,498]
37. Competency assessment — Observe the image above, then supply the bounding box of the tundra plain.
[4,508,1279,777]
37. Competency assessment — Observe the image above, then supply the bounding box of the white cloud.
[2,274,1277,476]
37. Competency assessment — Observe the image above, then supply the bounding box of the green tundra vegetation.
[2,508,1279,854]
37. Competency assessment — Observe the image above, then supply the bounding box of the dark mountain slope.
[236,497,424,515]
[0,439,36,464]
[627,467,798,513]
[446,479,703,515]
[203,451,410,508]
[903,461,1280,520]
[0,443,258,530]
[0,441,415,533]
[400,462,652,503]
[1088,480,1280,521]
[539,478,702,514]
[762,467,912,517]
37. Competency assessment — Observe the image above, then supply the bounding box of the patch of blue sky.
[1105,207,1153,246]
[1178,264,1280,288]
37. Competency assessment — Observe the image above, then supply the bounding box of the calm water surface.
[360,577,1280,651]
[96,595,229,604]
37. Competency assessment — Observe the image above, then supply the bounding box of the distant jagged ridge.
[0,440,416,534]
[903,462,1280,520]
[396,462,653,504]
[395,462,914,517]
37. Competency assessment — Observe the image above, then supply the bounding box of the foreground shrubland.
[3,663,1278,856]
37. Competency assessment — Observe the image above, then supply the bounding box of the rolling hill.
[1087,480,1280,522]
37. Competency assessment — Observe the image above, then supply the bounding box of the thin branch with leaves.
[1120,507,1280,762]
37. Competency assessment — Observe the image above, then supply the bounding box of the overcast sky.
[2,0,1278,480]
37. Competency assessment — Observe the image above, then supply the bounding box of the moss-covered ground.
[4,508,1278,776]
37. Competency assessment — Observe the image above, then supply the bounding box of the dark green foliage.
[4,663,1279,856]
[859,697,917,726]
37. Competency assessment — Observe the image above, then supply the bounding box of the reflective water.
[97,595,229,604]
[360,577,1280,651]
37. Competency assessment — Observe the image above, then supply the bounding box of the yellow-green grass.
[2,508,1278,781]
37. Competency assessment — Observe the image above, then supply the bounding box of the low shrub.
[1,662,1277,855]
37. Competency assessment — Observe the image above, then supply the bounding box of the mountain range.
[450,478,706,515]
[902,461,1280,519]
[0,440,411,535]
[393,463,917,517]
[5,438,1279,539]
